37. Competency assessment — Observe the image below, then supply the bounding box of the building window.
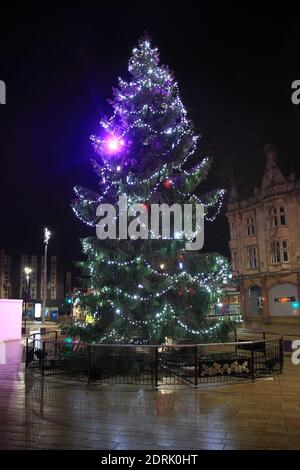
[3,286,10,298]
[231,251,238,271]
[279,207,286,225]
[267,207,286,228]
[247,246,257,269]
[271,240,289,264]
[4,255,11,268]
[271,241,280,264]
[50,287,57,300]
[282,240,289,262]
[245,216,255,236]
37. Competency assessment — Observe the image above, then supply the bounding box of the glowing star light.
[105,136,125,154]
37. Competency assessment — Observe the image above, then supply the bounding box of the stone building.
[226,145,300,322]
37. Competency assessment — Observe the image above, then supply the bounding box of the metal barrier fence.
[25,331,64,369]
[25,332,284,388]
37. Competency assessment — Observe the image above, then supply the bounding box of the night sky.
[1,3,300,269]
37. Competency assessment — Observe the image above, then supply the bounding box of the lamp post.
[22,266,32,334]
[41,227,51,329]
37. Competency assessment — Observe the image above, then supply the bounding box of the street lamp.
[23,267,32,334]
[41,227,51,327]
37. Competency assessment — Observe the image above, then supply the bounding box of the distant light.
[160,263,165,270]
[217,302,223,308]
[115,308,121,315]
[105,136,125,154]
[64,337,73,343]
[108,138,118,151]
[44,227,51,244]
[24,266,32,276]
[279,297,291,303]
[34,303,41,319]
[292,301,300,309]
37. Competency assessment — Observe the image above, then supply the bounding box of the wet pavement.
[0,339,300,450]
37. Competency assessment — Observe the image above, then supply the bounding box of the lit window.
[3,286,10,298]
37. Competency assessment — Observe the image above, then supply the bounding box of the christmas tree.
[71,37,231,344]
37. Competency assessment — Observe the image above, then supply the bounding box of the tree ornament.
[104,135,125,154]
[163,179,173,189]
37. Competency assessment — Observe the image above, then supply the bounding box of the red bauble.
[178,255,185,261]
[163,179,173,189]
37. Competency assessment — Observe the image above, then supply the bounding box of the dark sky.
[0,2,300,267]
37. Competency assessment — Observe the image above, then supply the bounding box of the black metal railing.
[25,333,284,388]
[25,330,64,369]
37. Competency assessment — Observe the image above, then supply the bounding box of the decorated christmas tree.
[71,37,232,344]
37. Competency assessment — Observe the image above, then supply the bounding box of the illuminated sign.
[274,296,296,303]
[34,303,41,318]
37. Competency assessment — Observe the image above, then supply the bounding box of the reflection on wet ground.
[1,340,300,449]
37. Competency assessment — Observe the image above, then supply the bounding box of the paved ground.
[242,319,300,338]
[0,333,300,450]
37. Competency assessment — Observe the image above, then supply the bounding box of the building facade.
[0,251,71,318]
[227,145,300,322]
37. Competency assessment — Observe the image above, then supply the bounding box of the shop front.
[269,283,299,317]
